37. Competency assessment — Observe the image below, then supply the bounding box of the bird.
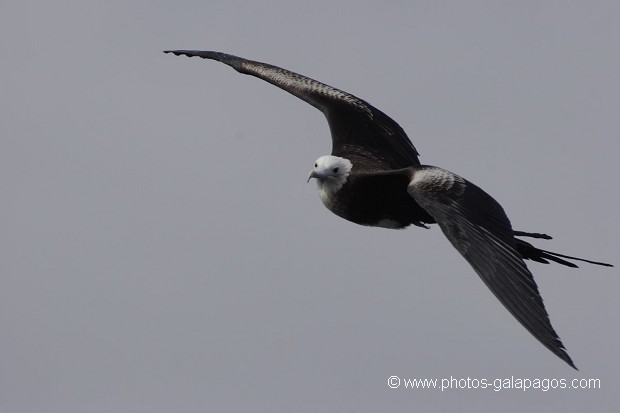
[164,50,612,369]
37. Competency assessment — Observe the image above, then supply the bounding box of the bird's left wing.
[406,166,576,369]
[164,50,420,168]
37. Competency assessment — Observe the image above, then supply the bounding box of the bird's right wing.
[406,166,576,368]
[164,50,420,168]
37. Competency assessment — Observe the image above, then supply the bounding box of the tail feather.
[514,233,613,268]
[513,230,552,240]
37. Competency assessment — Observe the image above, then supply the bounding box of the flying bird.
[164,50,612,369]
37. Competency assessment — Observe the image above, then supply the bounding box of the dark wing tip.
[163,50,203,57]
[163,50,188,56]
[552,342,577,370]
[163,50,245,73]
[163,50,230,60]
[558,348,578,370]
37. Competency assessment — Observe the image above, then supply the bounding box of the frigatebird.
[164,50,612,369]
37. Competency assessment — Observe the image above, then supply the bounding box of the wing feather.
[407,166,576,368]
[164,50,420,168]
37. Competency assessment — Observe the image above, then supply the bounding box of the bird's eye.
[333,167,339,173]
[314,163,318,168]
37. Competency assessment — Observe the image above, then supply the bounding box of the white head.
[307,155,353,194]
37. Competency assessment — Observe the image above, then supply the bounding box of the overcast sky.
[2,1,619,412]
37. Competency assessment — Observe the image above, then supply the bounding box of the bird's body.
[165,50,612,369]
[311,157,433,229]
[335,171,429,229]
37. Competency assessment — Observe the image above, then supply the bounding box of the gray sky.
[2,1,619,412]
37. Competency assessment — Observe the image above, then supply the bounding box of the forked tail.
[514,231,613,268]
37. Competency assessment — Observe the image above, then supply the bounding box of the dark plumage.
[164,50,612,369]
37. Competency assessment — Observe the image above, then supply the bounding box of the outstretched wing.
[164,50,420,169]
[407,165,576,369]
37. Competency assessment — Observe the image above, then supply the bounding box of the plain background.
[2,1,618,412]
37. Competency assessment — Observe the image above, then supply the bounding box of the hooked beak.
[307,170,319,183]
